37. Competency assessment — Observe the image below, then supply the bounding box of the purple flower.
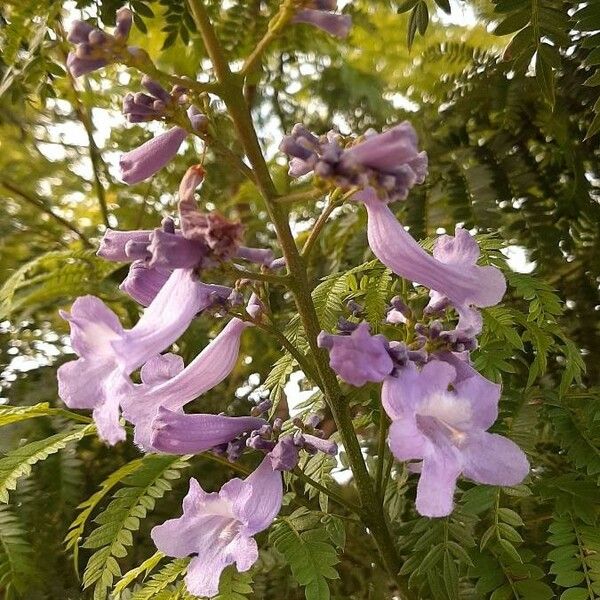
[382,358,529,517]
[66,8,133,77]
[317,322,394,386]
[57,270,225,444]
[356,188,506,309]
[151,458,282,598]
[293,8,352,38]
[280,122,427,202]
[120,315,256,450]
[151,407,265,454]
[120,126,188,184]
[269,436,300,471]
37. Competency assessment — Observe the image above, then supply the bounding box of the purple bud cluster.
[67,8,135,77]
[280,122,428,202]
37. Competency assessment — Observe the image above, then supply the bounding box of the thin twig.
[0,179,91,247]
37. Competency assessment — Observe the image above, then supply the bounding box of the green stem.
[186,2,410,595]
[375,410,389,498]
[241,0,297,77]
[301,194,342,259]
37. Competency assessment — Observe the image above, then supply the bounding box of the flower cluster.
[59,10,530,594]
[280,122,428,202]
[314,160,528,515]
[67,8,137,77]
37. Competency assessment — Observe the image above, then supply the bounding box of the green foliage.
[547,514,600,599]
[269,508,340,600]
[81,454,189,600]
[0,505,38,599]
[0,424,94,503]
[129,558,190,600]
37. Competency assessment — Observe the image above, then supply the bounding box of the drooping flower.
[151,457,283,598]
[67,8,134,77]
[317,322,394,386]
[120,91,207,184]
[356,188,506,309]
[293,0,352,38]
[151,407,265,454]
[382,358,529,517]
[280,122,427,202]
[57,269,225,444]
[422,228,497,343]
[98,166,275,300]
[121,296,262,450]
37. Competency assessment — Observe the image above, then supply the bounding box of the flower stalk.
[185,0,410,595]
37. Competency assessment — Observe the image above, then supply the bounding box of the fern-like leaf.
[0,424,94,503]
[82,454,189,600]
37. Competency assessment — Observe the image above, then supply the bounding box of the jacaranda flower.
[120,106,207,184]
[382,358,529,517]
[121,297,262,450]
[356,188,506,309]
[151,457,283,598]
[57,269,224,444]
[293,0,352,39]
[281,122,427,202]
[317,322,394,386]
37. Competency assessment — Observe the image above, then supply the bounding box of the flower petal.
[415,445,461,517]
[388,416,429,462]
[223,458,283,536]
[186,552,231,598]
[461,432,529,486]
[382,361,455,420]
[438,352,500,429]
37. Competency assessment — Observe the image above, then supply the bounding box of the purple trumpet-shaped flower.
[57,269,225,444]
[356,188,506,309]
[67,8,133,77]
[152,458,282,598]
[151,407,265,454]
[317,322,394,386]
[293,8,352,38]
[120,126,188,184]
[382,359,529,517]
[280,122,427,202]
[120,106,207,185]
[120,307,258,450]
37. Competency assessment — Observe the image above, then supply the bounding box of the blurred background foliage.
[0,0,599,598]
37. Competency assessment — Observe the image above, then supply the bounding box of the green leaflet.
[547,514,600,599]
[81,454,190,600]
[0,504,39,598]
[269,508,340,600]
[129,558,190,600]
[0,424,95,504]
